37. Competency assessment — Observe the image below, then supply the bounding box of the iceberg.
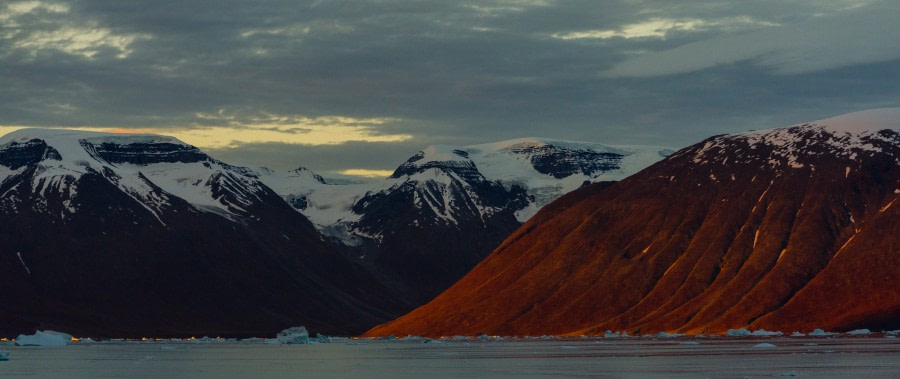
[846,329,871,335]
[726,328,752,337]
[752,343,777,348]
[0,351,8,361]
[751,329,783,336]
[14,331,72,347]
[809,329,836,337]
[269,326,311,345]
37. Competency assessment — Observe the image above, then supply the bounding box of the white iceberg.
[604,330,628,338]
[752,343,777,348]
[751,329,783,336]
[846,329,871,335]
[269,326,311,345]
[791,332,806,337]
[14,330,72,347]
[0,351,9,361]
[726,328,752,337]
[809,329,836,337]
[656,332,684,338]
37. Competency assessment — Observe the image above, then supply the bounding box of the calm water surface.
[1,337,898,378]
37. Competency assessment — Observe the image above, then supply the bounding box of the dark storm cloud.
[1,0,898,172]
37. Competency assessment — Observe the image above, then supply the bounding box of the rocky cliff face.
[365,108,900,337]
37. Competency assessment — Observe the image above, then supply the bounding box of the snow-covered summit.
[811,107,900,134]
[390,137,674,220]
[683,108,900,170]
[0,128,271,221]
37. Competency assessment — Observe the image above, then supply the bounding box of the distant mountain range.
[365,108,900,337]
[0,129,670,337]
[255,138,673,302]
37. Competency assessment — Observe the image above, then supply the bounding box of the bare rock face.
[365,108,900,337]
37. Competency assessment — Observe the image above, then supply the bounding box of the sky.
[1,0,898,177]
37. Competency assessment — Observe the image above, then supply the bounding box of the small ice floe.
[726,328,752,337]
[0,351,9,361]
[752,343,777,348]
[808,329,836,337]
[681,341,700,345]
[780,371,800,377]
[845,329,871,335]
[791,332,806,337]
[885,330,900,336]
[14,330,72,347]
[269,326,311,345]
[656,332,684,338]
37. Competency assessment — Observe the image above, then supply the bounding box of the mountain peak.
[812,107,900,134]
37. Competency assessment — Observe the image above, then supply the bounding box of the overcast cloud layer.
[1,0,898,174]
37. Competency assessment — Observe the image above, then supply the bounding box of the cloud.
[1,1,150,59]
[1,0,899,173]
[602,4,900,77]
[552,16,778,40]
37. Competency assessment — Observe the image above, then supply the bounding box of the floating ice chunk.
[0,351,8,361]
[751,329,783,336]
[886,330,900,335]
[656,332,684,338]
[269,326,311,345]
[752,343,777,348]
[604,330,628,338]
[400,336,429,343]
[809,329,836,336]
[846,329,871,335]
[726,328,752,337]
[681,341,700,345]
[780,371,800,377]
[791,332,806,337]
[14,330,72,346]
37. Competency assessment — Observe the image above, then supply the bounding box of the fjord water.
[2,337,898,378]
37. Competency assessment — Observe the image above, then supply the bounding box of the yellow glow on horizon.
[338,169,395,178]
[0,114,413,149]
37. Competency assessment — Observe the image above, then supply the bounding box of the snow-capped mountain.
[0,129,404,338]
[365,108,900,337]
[258,138,673,302]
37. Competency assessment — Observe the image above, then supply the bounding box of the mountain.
[0,129,404,338]
[258,139,673,303]
[365,108,900,337]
